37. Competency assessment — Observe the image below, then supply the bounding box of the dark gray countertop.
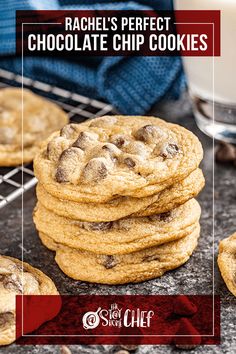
[0,92,235,353]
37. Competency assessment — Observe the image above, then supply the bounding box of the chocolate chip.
[60,124,78,138]
[103,255,117,269]
[55,147,84,183]
[102,144,112,152]
[82,222,112,231]
[142,255,161,263]
[124,157,136,168]
[97,143,120,163]
[55,168,68,183]
[101,144,115,157]
[87,222,113,231]
[72,131,97,150]
[0,312,14,329]
[82,158,108,183]
[111,136,126,148]
[216,142,236,163]
[0,274,22,293]
[134,125,165,144]
[159,211,172,221]
[148,211,172,222]
[160,142,180,159]
[59,147,82,161]
[47,136,69,162]
[72,132,87,149]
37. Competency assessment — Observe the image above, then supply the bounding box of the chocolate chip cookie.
[38,224,200,284]
[218,232,236,297]
[34,115,203,203]
[0,88,68,166]
[33,199,201,255]
[36,168,204,222]
[0,255,59,345]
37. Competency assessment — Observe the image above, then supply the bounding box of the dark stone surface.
[0,92,235,353]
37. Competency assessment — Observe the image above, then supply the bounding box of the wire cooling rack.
[0,68,114,209]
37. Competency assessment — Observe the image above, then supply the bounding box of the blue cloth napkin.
[0,0,185,114]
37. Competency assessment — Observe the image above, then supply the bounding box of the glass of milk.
[174,0,236,143]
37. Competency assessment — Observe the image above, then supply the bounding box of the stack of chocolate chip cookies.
[33,115,204,284]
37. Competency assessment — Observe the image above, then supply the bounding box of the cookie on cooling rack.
[0,88,68,166]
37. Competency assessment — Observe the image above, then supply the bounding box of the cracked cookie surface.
[34,115,203,202]
[0,88,68,166]
[218,232,236,297]
[34,199,201,255]
[0,255,58,345]
[39,225,200,284]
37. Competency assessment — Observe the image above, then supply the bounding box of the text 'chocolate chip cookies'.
[0,88,68,166]
[0,255,59,345]
[33,115,205,284]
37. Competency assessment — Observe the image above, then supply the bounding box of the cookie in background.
[0,255,60,346]
[0,88,68,166]
[218,232,236,297]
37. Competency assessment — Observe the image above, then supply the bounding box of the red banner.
[16,295,220,345]
[16,10,220,56]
